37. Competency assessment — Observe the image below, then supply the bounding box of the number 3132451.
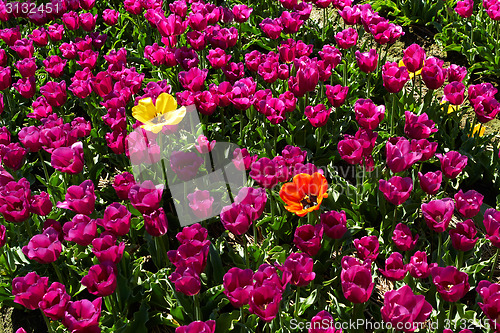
[5,2,59,14]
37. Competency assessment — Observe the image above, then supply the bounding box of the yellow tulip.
[469,123,486,137]
[132,93,186,133]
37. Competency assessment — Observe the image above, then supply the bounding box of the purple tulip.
[421,198,454,233]
[382,62,409,93]
[50,141,84,174]
[91,233,125,264]
[335,27,358,49]
[443,81,466,105]
[379,176,413,206]
[12,272,48,310]
[418,170,442,195]
[340,256,374,303]
[431,266,470,302]
[176,320,216,333]
[449,219,478,252]
[57,179,95,215]
[411,139,438,161]
[168,241,210,275]
[477,280,500,332]
[38,282,71,320]
[294,224,323,257]
[223,267,254,307]
[249,284,282,322]
[22,227,62,264]
[436,151,468,179]
[97,202,131,236]
[170,266,201,296]
[62,298,102,333]
[353,235,379,261]
[309,310,340,333]
[220,203,253,235]
[422,57,447,90]
[305,104,331,127]
[386,137,422,173]
[81,262,117,297]
[63,214,98,246]
[321,210,347,239]
[402,44,425,73]
[484,208,500,248]
[408,251,436,279]
[404,111,438,139]
[113,172,135,200]
[381,285,433,331]
[40,81,67,107]
[454,189,483,218]
[278,252,316,287]
[392,223,419,251]
[143,207,168,237]
[379,252,407,281]
[128,180,163,214]
[447,64,467,83]
[354,98,385,130]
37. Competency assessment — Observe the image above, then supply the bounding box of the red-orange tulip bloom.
[279,172,328,217]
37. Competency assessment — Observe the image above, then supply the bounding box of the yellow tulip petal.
[156,93,177,115]
[132,97,157,123]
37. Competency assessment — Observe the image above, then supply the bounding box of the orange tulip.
[279,172,328,217]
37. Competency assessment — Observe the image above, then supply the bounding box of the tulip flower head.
[132,93,186,134]
[279,172,328,217]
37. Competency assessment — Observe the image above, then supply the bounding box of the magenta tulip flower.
[305,104,331,127]
[12,272,48,310]
[62,298,102,333]
[354,98,385,130]
[353,235,379,261]
[278,252,316,287]
[422,57,447,90]
[176,320,216,333]
[381,285,433,331]
[249,284,282,322]
[223,267,254,307]
[379,252,407,281]
[321,210,347,239]
[382,62,409,93]
[392,223,419,251]
[449,219,478,252]
[294,224,323,257]
[340,256,374,303]
[63,214,98,246]
[408,251,436,279]
[81,262,117,297]
[454,189,483,218]
[51,141,84,174]
[404,111,438,139]
[402,44,425,73]
[385,137,422,173]
[421,198,454,233]
[355,49,378,73]
[22,227,62,264]
[436,151,468,179]
[38,282,71,320]
[57,179,95,215]
[417,170,442,195]
[379,176,413,206]
[431,266,470,302]
[484,208,500,248]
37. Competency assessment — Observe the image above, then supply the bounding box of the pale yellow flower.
[132,93,186,133]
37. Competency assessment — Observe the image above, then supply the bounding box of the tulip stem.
[240,307,244,322]
[194,293,202,321]
[242,235,250,269]
[41,310,55,333]
[366,73,371,98]
[294,287,300,317]
[448,302,454,322]
[51,262,64,283]
[489,248,500,281]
